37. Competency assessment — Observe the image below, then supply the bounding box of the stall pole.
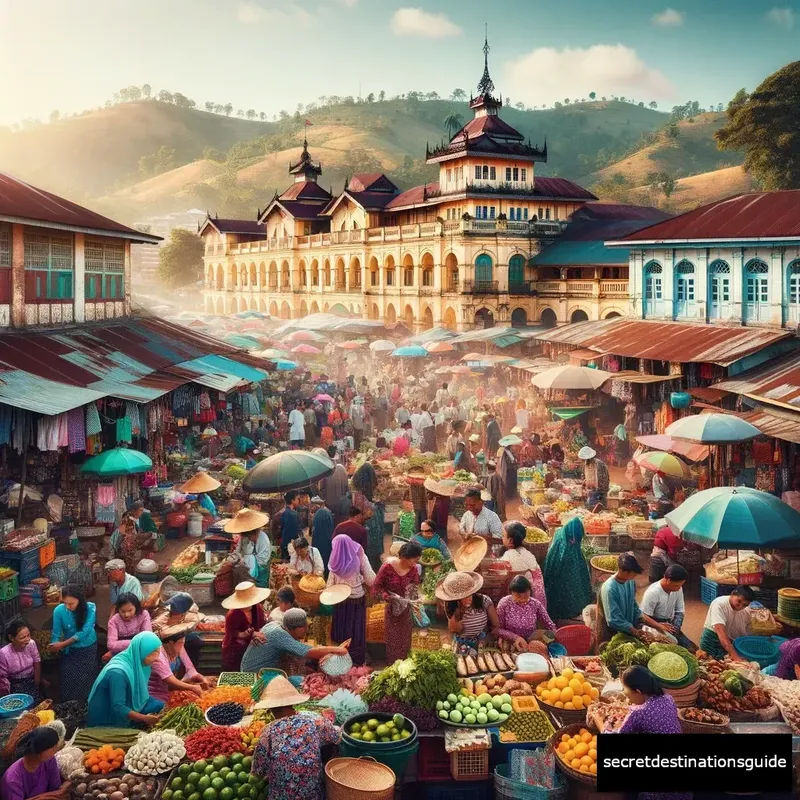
[15,441,28,528]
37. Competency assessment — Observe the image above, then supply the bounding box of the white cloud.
[503,44,676,108]
[339,0,359,6]
[765,7,794,28]
[391,7,462,38]
[235,1,311,26]
[652,8,684,26]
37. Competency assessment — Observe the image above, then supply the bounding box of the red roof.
[386,182,440,210]
[277,200,330,220]
[613,191,800,243]
[0,173,160,242]
[533,177,597,201]
[455,114,524,141]
[279,182,331,201]
[348,173,397,193]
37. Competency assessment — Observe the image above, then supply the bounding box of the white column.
[74,233,85,323]
[770,248,784,326]
[731,249,744,323]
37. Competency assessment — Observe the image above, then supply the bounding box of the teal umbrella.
[665,486,800,549]
[80,448,153,477]
[391,345,428,358]
[665,413,761,444]
[243,450,334,492]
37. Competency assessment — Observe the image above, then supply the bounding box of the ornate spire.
[477,25,494,96]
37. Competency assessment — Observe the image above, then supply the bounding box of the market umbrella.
[291,344,323,355]
[391,345,428,358]
[274,359,298,371]
[549,407,595,420]
[338,341,363,350]
[635,434,710,463]
[314,393,334,402]
[665,413,761,444]
[80,447,153,477]
[369,340,397,352]
[424,340,455,353]
[243,450,335,493]
[285,330,327,343]
[449,365,472,374]
[461,352,485,362]
[498,434,523,447]
[260,348,290,359]
[635,450,692,480]
[665,486,800,549]
[531,365,613,391]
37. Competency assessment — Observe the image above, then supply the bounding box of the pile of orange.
[536,668,599,711]
[84,745,125,774]
[556,728,598,775]
[196,685,251,711]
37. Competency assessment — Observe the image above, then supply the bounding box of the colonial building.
[200,39,598,330]
[606,191,800,329]
[0,173,160,328]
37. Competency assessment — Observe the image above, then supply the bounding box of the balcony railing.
[600,280,629,295]
[509,280,535,295]
[463,280,499,295]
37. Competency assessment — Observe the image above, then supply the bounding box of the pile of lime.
[346,714,413,743]
[437,689,512,725]
[162,754,265,800]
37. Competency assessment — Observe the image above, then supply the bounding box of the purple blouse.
[0,642,40,696]
[496,596,556,642]
[617,693,682,734]
[107,612,153,654]
[1,757,61,800]
[775,638,800,680]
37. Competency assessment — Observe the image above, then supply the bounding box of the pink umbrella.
[286,330,326,343]
[291,344,323,355]
[425,341,455,353]
[315,393,334,402]
[338,341,363,350]
[635,434,710,463]
[450,365,472,374]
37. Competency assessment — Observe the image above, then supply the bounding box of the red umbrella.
[286,330,326,343]
[338,341,363,350]
[291,344,323,355]
[425,341,455,353]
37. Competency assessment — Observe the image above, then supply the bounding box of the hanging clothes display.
[86,403,102,436]
[116,416,132,444]
[95,483,117,523]
[67,407,86,453]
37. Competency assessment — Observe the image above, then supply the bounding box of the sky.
[0,0,797,125]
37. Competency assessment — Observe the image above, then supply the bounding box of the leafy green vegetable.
[361,650,460,710]
[421,560,454,601]
[647,642,698,672]
[599,633,649,675]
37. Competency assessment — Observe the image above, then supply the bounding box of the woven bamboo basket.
[325,757,396,800]
[677,708,730,734]
[366,603,386,643]
[523,538,551,564]
[589,555,616,587]
[537,696,588,728]
[548,723,597,787]
[663,679,700,708]
[292,576,323,611]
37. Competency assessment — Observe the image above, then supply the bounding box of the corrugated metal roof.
[534,318,791,366]
[0,317,270,414]
[743,406,800,444]
[0,173,161,243]
[533,240,631,266]
[712,352,800,410]
[609,191,800,244]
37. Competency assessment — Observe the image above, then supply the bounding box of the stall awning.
[609,371,680,384]
[742,406,800,445]
[712,351,800,411]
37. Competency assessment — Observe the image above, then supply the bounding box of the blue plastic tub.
[733,635,782,667]
[0,693,33,719]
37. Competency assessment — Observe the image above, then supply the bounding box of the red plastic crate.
[417,737,451,781]
[450,748,489,782]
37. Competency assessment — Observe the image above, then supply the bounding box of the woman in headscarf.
[352,459,379,502]
[542,517,593,623]
[326,535,375,666]
[87,631,163,728]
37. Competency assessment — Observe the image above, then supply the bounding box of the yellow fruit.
[583,685,593,697]
[564,750,575,762]
[558,742,569,754]
[580,765,589,773]
[590,688,599,700]
[561,734,570,743]
[554,676,568,690]
[571,759,582,770]
[568,678,583,693]
[562,668,574,679]
[575,672,585,681]
[555,701,565,708]
[571,695,584,710]
[581,732,592,744]
[579,728,588,736]
[580,755,593,767]
[568,738,577,748]
[560,687,574,703]
[574,743,589,758]
[548,678,557,690]
[589,749,597,760]
[590,763,597,775]
[564,702,575,710]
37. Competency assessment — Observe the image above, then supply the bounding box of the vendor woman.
[50,585,98,704]
[699,586,754,662]
[288,537,324,577]
[437,571,500,654]
[87,631,163,728]
[411,519,451,560]
[148,623,214,702]
[104,593,153,663]
[496,576,556,653]
[221,582,270,672]
[222,508,272,588]
[0,620,45,703]
[150,590,203,666]
[1,727,71,800]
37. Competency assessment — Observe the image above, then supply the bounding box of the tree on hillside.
[259,112,266,121]
[648,171,676,198]
[589,92,596,100]
[127,86,142,102]
[515,102,525,111]
[158,229,204,289]
[379,90,385,101]
[158,90,173,103]
[205,101,214,112]
[142,84,152,100]
[138,145,176,179]
[49,110,60,123]
[443,112,464,138]
[426,91,440,101]
[649,101,658,109]
[554,101,563,109]
[246,109,256,119]
[278,110,289,120]
[342,147,382,176]
[450,88,466,101]
[366,92,375,102]
[716,64,800,190]
[563,98,570,104]
[224,103,233,116]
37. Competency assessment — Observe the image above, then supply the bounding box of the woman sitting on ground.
[0,727,71,800]
[496,575,557,653]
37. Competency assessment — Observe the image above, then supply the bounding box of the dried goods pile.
[460,673,529,698]
[124,731,186,775]
[680,708,727,725]
[698,663,771,714]
[456,650,516,676]
[761,676,800,733]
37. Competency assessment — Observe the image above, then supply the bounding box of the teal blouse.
[51,602,97,653]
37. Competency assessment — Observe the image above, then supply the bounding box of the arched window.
[745,259,769,323]
[708,260,730,320]
[540,308,557,328]
[475,253,493,287]
[643,261,663,316]
[509,254,525,289]
[788,260,800,323]
[511,307,528,327]
[674,260,695,318]
[482,165,489,180]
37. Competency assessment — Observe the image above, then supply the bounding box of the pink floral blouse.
[496,595,556,642]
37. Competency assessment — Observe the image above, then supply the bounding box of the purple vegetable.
[369,697,440,731]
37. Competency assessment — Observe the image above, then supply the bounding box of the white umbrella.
[531,365,613,390]
[369,340,396,352]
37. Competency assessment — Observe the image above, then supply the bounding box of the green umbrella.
[665,486,800,549]
[80,447,153,477]
[243,450,334,492]
[549,407,595,420]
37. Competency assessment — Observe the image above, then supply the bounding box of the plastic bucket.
[338,738,419,783]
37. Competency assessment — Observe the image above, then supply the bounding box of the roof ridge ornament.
[477,25,495,96]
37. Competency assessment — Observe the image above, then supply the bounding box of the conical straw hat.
[181,471,221,494]
[224,508,269,534]
[221,581,272,610]
[453,536,488,572]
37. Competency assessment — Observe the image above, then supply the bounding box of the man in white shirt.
[435,383,450,407]
[288,404,306,448]
[640,564,695,650]
[459,488,503,543]
[700,586,754,661]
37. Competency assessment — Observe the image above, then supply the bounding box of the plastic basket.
[553,625,592,656]
[494,764,567,800]
[0,549,41,585]
[699,576,735,605]
[417,737,451,782]
[733,636,780,667]
[38,540,55,570]
[218,672,257,687]
[451,748,490,781]
[0,572,19,601]
[0,595,21,627]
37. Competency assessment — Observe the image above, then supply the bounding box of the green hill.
[0,97,669,223]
